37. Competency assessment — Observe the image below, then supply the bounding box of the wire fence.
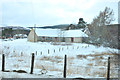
[1,52,119,79]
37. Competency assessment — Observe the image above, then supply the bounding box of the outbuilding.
[27,28,88,43]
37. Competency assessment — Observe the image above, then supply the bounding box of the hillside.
[28,24,70,29]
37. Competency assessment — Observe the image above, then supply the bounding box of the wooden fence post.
[54,49,55,53]
[48,49,49,54]
[67,47,68,49]
[107,57,110,80]
[2,54,5,71]
[62,48,64,51]
[21,52,23,56]
[41,52,42,55]
[63,55,67,78]
[36,51,37,55]
[59,48,60,52]
[30,53,35,74]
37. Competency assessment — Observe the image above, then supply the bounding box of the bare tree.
[88,7,115,47]
[90,7,114,27]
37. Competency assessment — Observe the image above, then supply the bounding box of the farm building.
[27,29,88,43]
[13,34,27,39]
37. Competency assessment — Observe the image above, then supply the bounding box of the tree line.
[2,28,30,38]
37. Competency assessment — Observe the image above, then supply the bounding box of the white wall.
[65,37,72,42]
[27,29,38,42]
[74,37,82,43]
[65,37,82,43]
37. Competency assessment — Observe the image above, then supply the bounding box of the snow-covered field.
[0,38,119,78]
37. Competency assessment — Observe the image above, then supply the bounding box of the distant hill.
[28,24,70,29]
[27,24,90,29]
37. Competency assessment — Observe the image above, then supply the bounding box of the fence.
[1,53,119,79]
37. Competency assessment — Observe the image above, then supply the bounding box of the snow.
[35,29,88,37]
[64,29,88,37]
[36,29,59,37]
[0,39,118,57]
[0,38,119,78]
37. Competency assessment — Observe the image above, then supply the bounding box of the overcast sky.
[0,0,119,27]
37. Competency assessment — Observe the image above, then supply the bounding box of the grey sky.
[0,0,119,27]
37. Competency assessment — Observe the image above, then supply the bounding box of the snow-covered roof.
[35,29,59,37]
[35,29,88,37]
[64,29,88,37]
[14,34,27,37]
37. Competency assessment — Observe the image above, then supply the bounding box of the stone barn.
[27,29,88,43]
